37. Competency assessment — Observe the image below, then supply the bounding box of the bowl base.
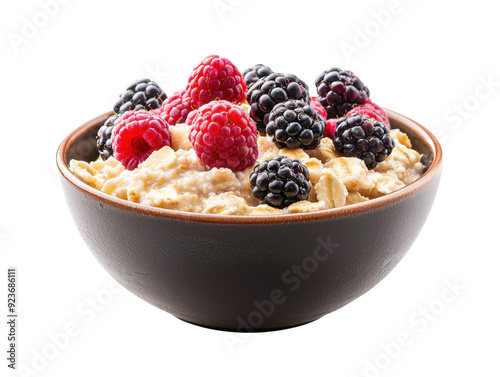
[177,316,323,333]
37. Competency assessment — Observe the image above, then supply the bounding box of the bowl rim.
[56,109,442,225]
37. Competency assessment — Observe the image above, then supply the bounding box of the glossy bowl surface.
[57,109,442,331]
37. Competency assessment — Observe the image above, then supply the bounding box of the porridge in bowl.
[69,55,424,215]
[70,122,423,215]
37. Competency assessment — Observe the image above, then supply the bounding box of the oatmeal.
[70,123,424,215]
[72,57,425,215]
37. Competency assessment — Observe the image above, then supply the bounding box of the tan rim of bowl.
[57,109,442,225]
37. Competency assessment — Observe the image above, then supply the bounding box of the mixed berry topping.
[94,54,395,195]
[187,100,258,172]
[266,100,325,150]
[111,111,172,170]
[250,156,311,208]
[333,114,394,169]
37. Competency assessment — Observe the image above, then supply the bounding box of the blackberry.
[247,73,310,133]
[266,100,325,150]
[333,114,395,169]
[242,64,273,87]
[249,156,311,209]
[113,79,167,114]
[315,68,370,119]
[96,115,119,160]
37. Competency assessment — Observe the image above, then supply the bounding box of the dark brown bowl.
[56,109,442,332]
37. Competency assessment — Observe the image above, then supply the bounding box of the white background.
[1,0,499,376]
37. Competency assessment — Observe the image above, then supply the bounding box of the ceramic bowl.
[56,109,442,332]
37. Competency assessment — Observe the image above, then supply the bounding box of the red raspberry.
[112,110,172,170]
[185,55,247,108]
[325,118,338,139]
[310,96,327,120]
[186,105,201,126]
[346,99,391,129]
[160,90,196,125]
[188,101,258,172]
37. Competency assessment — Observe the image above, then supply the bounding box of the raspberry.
[160,90,196,125]
[324,118,338,139]
[187,101,258,172]
[96,114,119,160]
[185,55,247,108]
[242,64,273,87]
[315,68,370,118]
[310,96,327,120]
[113,79,167,114]
[333,114,394,169]
[111,111,172,170]
[247,73,310,133]
[346,99,390,128]
[266,100,325,150]
[186,106,201,126]
[249,156,311,208]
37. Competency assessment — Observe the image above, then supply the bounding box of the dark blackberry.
[242,64,274,87]
[249,156,311,209]
[266,100,325,150]
[315,68,370,119]
[113,79,167,114]
[96,114,119,160]
[333,114,395,169]
[247,73,310,133]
